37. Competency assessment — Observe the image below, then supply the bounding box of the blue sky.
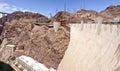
[0,0,120,17]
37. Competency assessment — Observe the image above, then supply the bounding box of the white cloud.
[19,8,30,12]
[11,6,18,11]
[0,2,10,12]
[0,2,30,13]
[0,14,2,17]
[0,2,39,18]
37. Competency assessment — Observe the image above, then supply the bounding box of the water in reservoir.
[0,61,14,71]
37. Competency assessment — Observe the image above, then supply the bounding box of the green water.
[0,61,14,71]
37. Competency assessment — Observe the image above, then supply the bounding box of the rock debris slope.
[0,19,70,69]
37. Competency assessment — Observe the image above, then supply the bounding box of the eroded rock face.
[0,19,70,69]
[50,10,101,23]
[31,5,120,24]
[0,11,49,25]
[0,11,49,34]
[51,11,71,22]
[100,5,120,21]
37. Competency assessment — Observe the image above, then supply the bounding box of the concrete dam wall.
[57,23,120,71]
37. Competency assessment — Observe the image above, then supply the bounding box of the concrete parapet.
[69,23,120,36]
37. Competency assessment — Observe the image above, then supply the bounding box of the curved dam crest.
[57,23,120,71]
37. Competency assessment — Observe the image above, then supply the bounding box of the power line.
[83,0,85,9]
[64,0,66,12]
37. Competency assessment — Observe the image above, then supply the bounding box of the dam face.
[57,23,120,71]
